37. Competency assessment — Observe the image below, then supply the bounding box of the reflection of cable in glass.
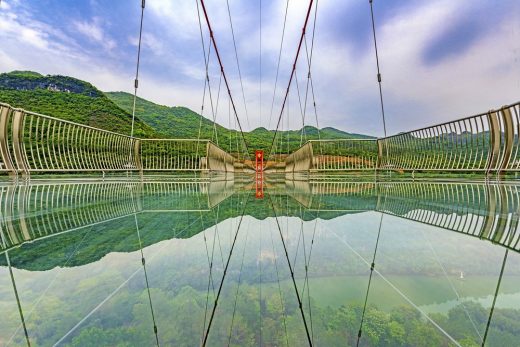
[5,251,31,347]
[53,215,203,346]
[133,212,160,346]
[356,183,389,346]
[421,228,483,342]
[299,195,323,344]
[356,212,384,347]
[482,249,509,346]
[0,206,30,346]
[268,219,290,346]
[268,193,313,346]
[327,225,461,346]
[4,201,104,346]
[202,193,251,346]
[201,205,224,341]
[227,219,252,346]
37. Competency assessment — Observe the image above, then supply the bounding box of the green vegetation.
[4,280,520,346]
[0,71,375,163]
[0,71,156,138]
[106,91,372,157]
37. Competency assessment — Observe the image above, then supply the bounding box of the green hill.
[0,70,373,158]
[0,71,156,138]
[106,91,374,157]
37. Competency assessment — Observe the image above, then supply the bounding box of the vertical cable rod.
[130,0,146,138]
[266,0,315,160]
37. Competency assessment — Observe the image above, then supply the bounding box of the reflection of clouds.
[257,249,277,265]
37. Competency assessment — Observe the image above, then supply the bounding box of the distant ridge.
[0,70,374,156]
[106,91,374,155]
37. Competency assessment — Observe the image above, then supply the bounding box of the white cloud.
[0,0,518,136]
[0,0,11,10]
[73,17,116,51]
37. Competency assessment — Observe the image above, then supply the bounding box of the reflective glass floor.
[1,177,520,346]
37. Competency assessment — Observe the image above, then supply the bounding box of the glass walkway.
[1,177,519,346]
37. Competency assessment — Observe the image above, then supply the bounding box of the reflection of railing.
[381,183,520,252]
[285,181,520,253]
[0,103,234,176]
[285,102,520,174]
[0,181,235,251]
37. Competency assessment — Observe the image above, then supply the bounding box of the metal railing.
[285,139,378,173]
[285,101,520,174]
[379,102,520,172]
[0,180,235,251]
[284,180,520,253]
[0,103,235,176]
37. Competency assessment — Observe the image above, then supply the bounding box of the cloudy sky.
[0,0,519,136]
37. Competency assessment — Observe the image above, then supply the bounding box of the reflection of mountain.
[1,180,519,271]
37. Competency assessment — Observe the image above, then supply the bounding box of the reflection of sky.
[2,195,520,344]
[0,0,519,135]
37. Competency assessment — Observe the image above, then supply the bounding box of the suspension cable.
[195,0,212,156]
[294,73,307,146]
[267,0,315,160]
[211,72,223,145]
[225,0,251,129]
[130,0,146,138]
[198,0,251,159]
[267,0,290,130]
[369,0,388,139]
[301,0,320,147]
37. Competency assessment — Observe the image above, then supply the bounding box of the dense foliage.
[0,71,156,138]
[106,91,373,157]
[0,71,374,162]
[5,281,520,347]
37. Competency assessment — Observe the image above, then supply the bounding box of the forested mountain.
[106,91,373,156]
[0,71,156,138]
[0,71,373,157]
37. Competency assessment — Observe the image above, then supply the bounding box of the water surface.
[1,179,520,346]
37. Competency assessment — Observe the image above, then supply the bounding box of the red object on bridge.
[255,150,264,199]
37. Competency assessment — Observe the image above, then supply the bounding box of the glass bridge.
[1,177,520,346]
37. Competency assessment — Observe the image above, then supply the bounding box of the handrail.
[0,103,235,176]
[381,101,520,140]
[285,101,520,174]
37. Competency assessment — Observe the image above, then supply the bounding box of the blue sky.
[0,0,519,136]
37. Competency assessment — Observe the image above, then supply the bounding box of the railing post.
[487,111,501,174]
[206,141,212,171]
[0,105,16,176]
[376,139,383,169]
[11,110,29,177]
[134,139,142,174]
[498,106,514,174]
